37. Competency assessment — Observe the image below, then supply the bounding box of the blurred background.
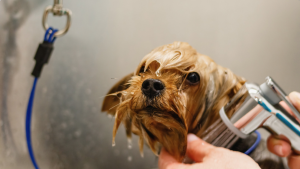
[0,0,300,168]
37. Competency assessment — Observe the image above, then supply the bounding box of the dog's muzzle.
[141,79,165,98]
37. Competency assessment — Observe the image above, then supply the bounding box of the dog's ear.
[101,73,134,115]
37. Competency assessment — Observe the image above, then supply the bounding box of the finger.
[289,92,300,112]
[186,134,215,162]
[288,154,300,169]
[158,148,189,169]
[280,92,300,123]
[267,135,292,157]
[287,92,300,169]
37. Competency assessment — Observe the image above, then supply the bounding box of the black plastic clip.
[31,41,54,78]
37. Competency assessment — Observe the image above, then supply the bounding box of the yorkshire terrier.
[102,42,283,169]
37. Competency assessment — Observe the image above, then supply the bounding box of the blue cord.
[25,78,39,169]
[244,130,261,155]
[48,29,58,43]
[44,27,58,43]
[26,27,58,169]
[44,28,52,42]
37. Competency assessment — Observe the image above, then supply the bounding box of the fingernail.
[274,145,283,156]
[187,134,199,143]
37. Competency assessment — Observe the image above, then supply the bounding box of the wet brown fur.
[102,42,246,161]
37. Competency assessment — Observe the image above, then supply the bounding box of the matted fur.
[102,41,246,161]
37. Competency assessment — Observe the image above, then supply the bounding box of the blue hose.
[244,130,261,155]
[25,78,39,169]
[26,28,58,169]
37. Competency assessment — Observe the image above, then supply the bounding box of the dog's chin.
[136,106,187,161]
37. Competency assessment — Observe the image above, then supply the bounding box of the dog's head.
[102,42,245,161]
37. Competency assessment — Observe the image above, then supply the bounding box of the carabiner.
[42,0,72,37]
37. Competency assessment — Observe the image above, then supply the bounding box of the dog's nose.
[141,79,165,98]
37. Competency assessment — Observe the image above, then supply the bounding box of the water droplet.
[127,156,132,162]
[155,70,161,76]
[127,138,132,149]
[112,141,116,147]
[140,152,144,158]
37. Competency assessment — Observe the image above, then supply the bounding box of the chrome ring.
[42,6,72,37]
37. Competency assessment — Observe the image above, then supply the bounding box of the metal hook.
[42,0,72,37]
[52,0,65,16]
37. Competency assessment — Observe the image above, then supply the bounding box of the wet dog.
[102,42,283,168]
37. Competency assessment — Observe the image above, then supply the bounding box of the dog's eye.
[186,72,200,84]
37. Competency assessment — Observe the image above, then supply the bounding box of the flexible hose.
[26,27,58,169]
[25,78,39,169]
[244,130,261,155]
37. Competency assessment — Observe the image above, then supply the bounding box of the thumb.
[186,134,215,162]
[281,92,300,123]
[289,91,300,113]
[158,148,190,169]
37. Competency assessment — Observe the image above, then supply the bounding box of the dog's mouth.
[135,105,187,161]
[143,105,166,116]
[144,105,158,113]
[143,106,186,129]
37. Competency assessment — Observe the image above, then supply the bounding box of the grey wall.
[0,0,299,168]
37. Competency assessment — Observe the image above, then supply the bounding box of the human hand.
[159,134,260,169]
[267,91,300,169]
